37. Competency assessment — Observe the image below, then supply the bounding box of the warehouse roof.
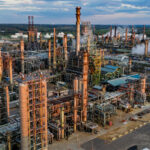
[107,74,140,87]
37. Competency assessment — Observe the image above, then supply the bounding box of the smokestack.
[5,86,10,121]
[0,50,3,82]
[63,34,68,62]
[143,25,145,40]
[48,39,51,70]
[74,77,78,132]
[19,83,29,150]
[125,28,128,43]
[82,51,88,122]
[76,7,81,56]
[32,16,34,31]
[53,28,56,69]
[20,39,24,74]
[145,40,149,57]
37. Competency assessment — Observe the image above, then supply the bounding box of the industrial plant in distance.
[0,0,150,150]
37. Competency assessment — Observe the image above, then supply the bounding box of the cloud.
[0,0,150,24]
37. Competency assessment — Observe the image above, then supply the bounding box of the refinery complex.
[0,6,150,150]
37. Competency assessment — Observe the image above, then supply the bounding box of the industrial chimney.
[20,38,24,74]
[145,40,149,57]
[76,7,81,56]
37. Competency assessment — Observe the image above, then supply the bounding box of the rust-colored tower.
[20,38,24,74]
[63,34,68,62]
[82,51,88,122]
[53,28,56,69]
[145,40,149,57]
[141,77,146,94]
[74,77,78,132]
[76,7,81,56]
[48,39,51,70]
[19,78,48,150]
[5,86,10,120]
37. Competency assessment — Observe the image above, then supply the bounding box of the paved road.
[81,124,150,150]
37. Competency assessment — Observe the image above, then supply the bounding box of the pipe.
[53,28,56,69]
[74,77,78,132]
[76,7,81,56]
[82,51,88,122]
[5,86,10,120]
[19,83,29,150]
[145,40,149,57]
[60,107,65,138]
[63,34,68,62]
[48,39,51,70]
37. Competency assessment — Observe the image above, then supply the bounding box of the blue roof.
[101,67,115,73]
[107,74,140,87]
[93,85,102,90]
[105,65,119,70]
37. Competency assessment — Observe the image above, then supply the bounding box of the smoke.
[132,41,150,55]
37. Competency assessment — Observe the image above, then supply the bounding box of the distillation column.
[19,83,29,150]
[63,34,68,65]
[76,7,81,56]
[145,40,149,57]
[82,51,88,122]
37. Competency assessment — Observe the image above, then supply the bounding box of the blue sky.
[0,0,150,24]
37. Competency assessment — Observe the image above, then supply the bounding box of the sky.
[0,0,150,24]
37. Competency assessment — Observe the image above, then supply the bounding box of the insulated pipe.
[82,51,88,122]
[74,77,78,132]
[19,83,29,150]
[76,7,81,56]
